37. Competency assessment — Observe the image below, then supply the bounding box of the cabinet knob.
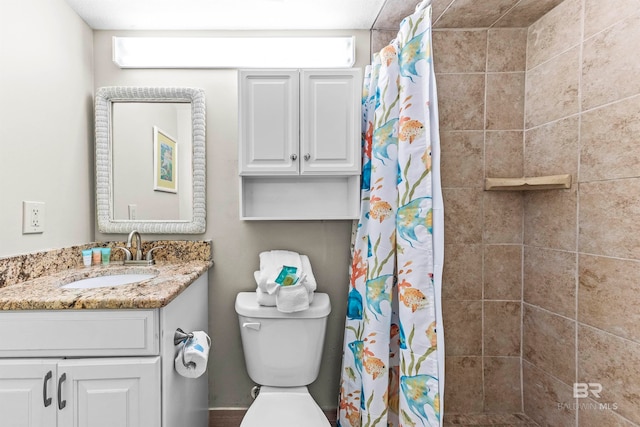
[290,154,298,161]
[304,153,311,161]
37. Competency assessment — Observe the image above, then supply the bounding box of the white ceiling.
[63,0,389,30]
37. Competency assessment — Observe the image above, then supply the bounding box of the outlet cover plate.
[23,201,45,234]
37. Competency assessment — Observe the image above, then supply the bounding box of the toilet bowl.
[235,292,331,427]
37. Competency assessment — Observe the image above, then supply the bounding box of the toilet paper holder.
[174,328,194,345]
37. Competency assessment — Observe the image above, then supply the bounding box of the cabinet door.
[0,360,57,427]
[300,69,361,175]
[57,357,160,427]
[239,70,299,175]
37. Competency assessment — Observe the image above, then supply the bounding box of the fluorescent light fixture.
[113,36,355,68]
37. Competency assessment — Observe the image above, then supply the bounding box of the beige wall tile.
[433,30,487,74]
[579,254,640,343]
[493,0,565,27]
[524,188,577,251]
[436,73,485,131]
[582,14,640,110]
[524,115,579,180]
[443,244,483,300]
[370,30,396,54]
[445,356,484,413]
[523,361,577,426]
[443,300,483,356]
[484,357,522,413]
[483,192,523,244]
[525,47,580,128]
[580,95,640,182]
[485,301,521,356]
[443,188,483,244]
[526,0,582,70]
[487,28,527,72]
[484,245,522,301]
[579,325,640,423]
[485,131,524,178]
[579,179,640,259]
[486,73,525,130]
[434,0,520,28]
[584,0,640,38]
[523,304,576,385]
[440,131,484,188]
[579,397,637,427]
[524,246,576,319]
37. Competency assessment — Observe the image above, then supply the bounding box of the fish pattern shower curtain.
[338,3,444,427]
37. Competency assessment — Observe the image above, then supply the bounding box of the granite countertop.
[0,260,212,310]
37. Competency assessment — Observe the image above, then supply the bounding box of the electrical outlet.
[23,201,45,234]
[128,204,137,220]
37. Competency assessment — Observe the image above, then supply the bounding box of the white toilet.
[235,291,332,427]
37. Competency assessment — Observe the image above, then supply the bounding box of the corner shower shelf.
[485,174,572,191]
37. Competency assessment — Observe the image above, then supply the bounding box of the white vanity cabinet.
[0,273,208,427]
[0,358,160,427]
[238,68,362,220]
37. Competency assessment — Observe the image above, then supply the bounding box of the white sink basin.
[61,273,157,289]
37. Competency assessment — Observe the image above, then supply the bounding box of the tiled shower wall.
[373,25,529,416]
[434,28,526,415]
[372,0,640,422]
[522,0,640,425]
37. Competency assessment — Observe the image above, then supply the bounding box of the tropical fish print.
[347,288,363,320]
[399,119,425,144]
[426,321,437,348]
[400,374,439,426]
[338,4,442,427]
[363,351,386,380]
[397,197,433,247]
[366,275,393,320]
[399,31,428,82]
[370,200,393,223]
[380,44,398,67]
[372,118,398,165]
[401,287,429,313]
[348,340,364,375]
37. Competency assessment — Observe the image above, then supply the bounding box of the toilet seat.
[240,386,331,427]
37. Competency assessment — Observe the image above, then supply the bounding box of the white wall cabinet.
[239,68,362,220]
[0,273,209,427]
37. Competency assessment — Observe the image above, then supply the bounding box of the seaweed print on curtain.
[338,4,443,427]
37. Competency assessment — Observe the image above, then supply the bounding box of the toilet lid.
[240,387,331,427]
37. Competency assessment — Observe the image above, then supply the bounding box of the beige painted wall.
[0,0,94,257]
[92,29,370,409]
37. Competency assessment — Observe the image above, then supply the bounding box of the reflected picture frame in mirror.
[95,86,206,233]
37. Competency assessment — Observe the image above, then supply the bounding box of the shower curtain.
[338,2,444,427]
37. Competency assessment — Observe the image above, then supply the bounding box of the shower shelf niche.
[485,174,572,191]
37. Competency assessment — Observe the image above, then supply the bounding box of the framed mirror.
[95,87,206,233]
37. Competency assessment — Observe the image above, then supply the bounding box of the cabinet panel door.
[239,70,299,175]
[300,69,361,175]
[0,360,57,427]
[57,357,160,427]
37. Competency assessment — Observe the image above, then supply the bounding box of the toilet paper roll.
[174,331,211,378]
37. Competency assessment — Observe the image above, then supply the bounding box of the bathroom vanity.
[0,260,210,427]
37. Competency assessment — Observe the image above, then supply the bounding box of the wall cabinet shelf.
[238,68,362,220]
[485,174,572,191]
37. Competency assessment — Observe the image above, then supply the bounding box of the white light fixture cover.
[113,36,355,68]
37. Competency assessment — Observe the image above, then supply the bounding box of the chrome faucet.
[113,230,163,265]
[126,230,143,261]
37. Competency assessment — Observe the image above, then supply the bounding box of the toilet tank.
[235,292,331,387]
